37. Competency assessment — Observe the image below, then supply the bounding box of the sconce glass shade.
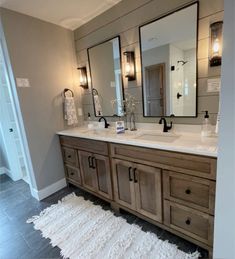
[123,51,136,81]
[77,67,88,88]
[210,21,223,67]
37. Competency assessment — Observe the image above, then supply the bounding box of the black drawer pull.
[88,156,92,168]
[128,167,133,181]
[133,168,138,183]
[185,218,191,225]
[67,155,72,158]
[185,189,191,195]
[70,172,74,176]
[91,157,96,169]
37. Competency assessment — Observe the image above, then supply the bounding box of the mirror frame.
[87,35,125,117]
[138,2,199,118]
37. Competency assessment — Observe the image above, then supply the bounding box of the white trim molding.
[0,166,12,177]
[0,167,6,175]
[31,178,67,201]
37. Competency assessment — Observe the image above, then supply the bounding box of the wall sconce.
[77,67,88,88]
[210,21,223,67]
[123,51,136,81]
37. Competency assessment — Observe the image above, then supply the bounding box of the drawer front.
[111,144,216,180]
[62,147,78,166]
[60,136,108,156]
[65,165,81,185]
[163,171,215,214]
[164,200,214,246]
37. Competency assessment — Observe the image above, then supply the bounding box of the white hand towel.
[64,96,78,126]
[94,95,103,116]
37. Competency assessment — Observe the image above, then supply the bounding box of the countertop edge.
[57,131,217,158]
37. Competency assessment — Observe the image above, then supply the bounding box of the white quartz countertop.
[57,125,218,158]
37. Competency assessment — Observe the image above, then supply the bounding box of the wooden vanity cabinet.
[61,146,82,185]
[79,150,112,200]
[59,136,217,254]
[112,159,162,222]
[60,136,112,200]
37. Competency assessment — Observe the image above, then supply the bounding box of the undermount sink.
[135,133,180,143]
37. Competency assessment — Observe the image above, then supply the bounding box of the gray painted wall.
[0,8,80,190]
[213,0,235,257]
[74,0,223,124]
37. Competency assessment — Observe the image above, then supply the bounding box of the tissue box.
[116,121,125,134]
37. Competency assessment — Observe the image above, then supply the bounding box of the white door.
[0,39,27,181]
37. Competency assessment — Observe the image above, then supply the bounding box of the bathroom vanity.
[58,127,217,254]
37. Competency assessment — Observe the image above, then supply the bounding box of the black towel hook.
[63,88,74,97]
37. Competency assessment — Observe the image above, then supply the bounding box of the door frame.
[0,20,36,196]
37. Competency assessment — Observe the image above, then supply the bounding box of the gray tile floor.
[0,174,208,259]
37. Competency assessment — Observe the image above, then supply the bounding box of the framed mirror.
[139,3,198,117]
[87,36,124,117]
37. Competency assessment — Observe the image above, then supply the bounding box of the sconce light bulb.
[126,63,131,74]
[212,38,220,54]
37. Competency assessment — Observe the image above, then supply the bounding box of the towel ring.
[63,88,74,97]
[92,88,99,96]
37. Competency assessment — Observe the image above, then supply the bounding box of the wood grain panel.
[112,159,136,210]
[164,200,214,246]
[64,164,81,185]
[135,164,162,222]
[111,144,217,179]
[61,147,78,166]
[163,171,215,214]
[60,136,108,155]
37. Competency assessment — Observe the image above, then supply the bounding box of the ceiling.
[0,0,122,30]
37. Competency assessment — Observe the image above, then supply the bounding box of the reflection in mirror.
[88,36,124,117]
[139,3,198,117]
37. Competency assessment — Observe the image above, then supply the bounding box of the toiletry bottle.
[201,111,212,137]
[87,113,93,129]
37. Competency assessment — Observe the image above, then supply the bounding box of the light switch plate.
[16,78,31,87]
[77,108,83,116]
[207,78,221,92]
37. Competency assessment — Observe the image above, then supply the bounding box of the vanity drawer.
[65,165,81,185]
[62,147,78,166]
[163,171,215,214]
[110,144,216,180]
[60,136,108,156]
[164,200,214,246]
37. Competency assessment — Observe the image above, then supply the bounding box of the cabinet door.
[112,159,136,210]
[134,164,162,222]
[93,154,113,199]
[79,151,98,191]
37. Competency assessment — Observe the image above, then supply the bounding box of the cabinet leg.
[208,249,213,259]
[111,202,120,213]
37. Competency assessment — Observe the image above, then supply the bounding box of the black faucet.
[159,117,172,132]
[98,116,110,129]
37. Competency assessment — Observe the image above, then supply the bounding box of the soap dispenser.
[87,113,93,129]
[201,111,212,137]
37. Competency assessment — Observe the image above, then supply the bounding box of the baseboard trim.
[0,167,12,177]
[31,178,67,201]
[0,167,5,175]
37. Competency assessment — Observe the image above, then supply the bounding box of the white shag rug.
[27,193,200,259]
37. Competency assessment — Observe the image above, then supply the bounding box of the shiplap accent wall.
[74,0,224,124]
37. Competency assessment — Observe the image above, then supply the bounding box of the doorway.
[144,63,165,116]
[0,22,34,194]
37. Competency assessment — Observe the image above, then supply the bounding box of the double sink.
[79,128,180,143]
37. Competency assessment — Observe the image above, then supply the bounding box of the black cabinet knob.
[185,189,191,195]
[9,128,13,132]
[67,155,71,158]
[185,218,191,225]
[70,172,74,176]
